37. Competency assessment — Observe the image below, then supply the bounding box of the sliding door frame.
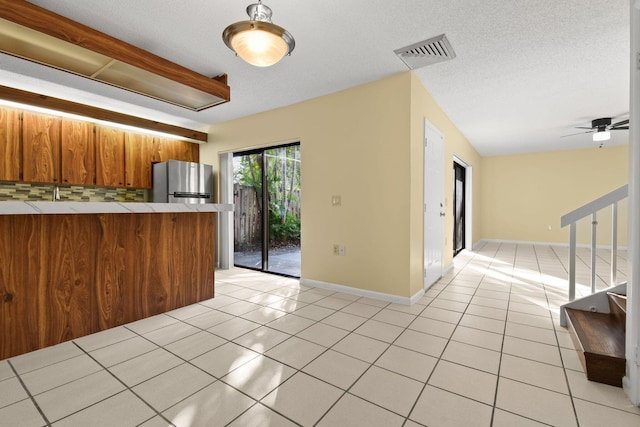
[233,142,301,277]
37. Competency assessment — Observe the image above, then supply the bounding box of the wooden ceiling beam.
[0,85,208,142]
[0,0,230,110]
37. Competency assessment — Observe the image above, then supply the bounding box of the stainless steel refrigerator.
[152,160,213,203]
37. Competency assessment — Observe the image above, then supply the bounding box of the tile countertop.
[0,202,234,215]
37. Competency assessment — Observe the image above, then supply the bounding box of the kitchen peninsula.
[0,202,232,360]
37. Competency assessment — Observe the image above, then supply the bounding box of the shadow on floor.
[234,246,301,277]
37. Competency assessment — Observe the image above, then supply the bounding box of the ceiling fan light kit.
[593,130,611,142]
[561,117,629,143]
[222,1,295,67]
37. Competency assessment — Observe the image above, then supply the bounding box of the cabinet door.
[61,120,95,186]
[0,215,40,358]
[124,133,153,189]
[0,107,21,182]
[174,140,199,163]
[150,136,175,163]
[95,126,125,187]
[22,112,61,184]
[151,137,199,163]
[41,215,97,346]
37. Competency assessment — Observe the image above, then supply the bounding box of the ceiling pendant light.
[222,1,295,67]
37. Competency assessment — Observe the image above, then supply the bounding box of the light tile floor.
[1,242,639,426]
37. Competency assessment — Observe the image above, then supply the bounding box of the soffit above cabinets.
[0,0,230,112]
[0,85,209,142]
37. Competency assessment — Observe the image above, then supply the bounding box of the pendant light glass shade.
[222,2,295,67]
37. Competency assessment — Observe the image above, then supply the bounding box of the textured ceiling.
[0,0,630,155]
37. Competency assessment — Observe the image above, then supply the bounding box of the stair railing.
[560,184,628,301]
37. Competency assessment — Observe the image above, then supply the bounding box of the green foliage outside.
[234,145,301,246]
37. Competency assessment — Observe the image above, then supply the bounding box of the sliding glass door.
[233,143,300,277]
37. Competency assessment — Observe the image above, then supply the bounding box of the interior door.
[424,119,444,288]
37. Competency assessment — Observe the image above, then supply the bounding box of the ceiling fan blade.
[561,130,594,138]
[611,126,629,130]
[574,126,593,130]
[611,119,629,127]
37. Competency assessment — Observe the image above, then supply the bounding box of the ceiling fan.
[562,117,629,143]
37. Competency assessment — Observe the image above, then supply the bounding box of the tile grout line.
[6,359,52,427]
[490,244,575,426]
[67,341,177,427]
[258,294,395,425]
[417,244,561,426]
[109,318,305,427]
[540,244,582,427]
[117,319,303,426]
[156,282,391,426]
[226,279,434,425]
[4,248,631,426]
[221,283,391,425]
[484,245,564,426]
[404,242,501,426]
[489,241,516,426]
[495,244,560,427]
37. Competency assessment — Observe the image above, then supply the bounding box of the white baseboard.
[443,263,454,276]
[300,278,424,306]
[475,238,628,251]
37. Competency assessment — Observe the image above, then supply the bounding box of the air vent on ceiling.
[394,34,456,70]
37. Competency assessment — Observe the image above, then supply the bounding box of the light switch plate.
[331,195,341,206]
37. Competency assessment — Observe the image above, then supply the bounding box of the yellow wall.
[201,70,627,298]
[201,71,479,299]
[202,72,414,297]
[480,145,628,246]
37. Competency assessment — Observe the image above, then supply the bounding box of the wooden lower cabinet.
[0,216,41,357]
[0,212,215,359]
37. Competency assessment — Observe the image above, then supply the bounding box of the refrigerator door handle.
[172,192,211,199]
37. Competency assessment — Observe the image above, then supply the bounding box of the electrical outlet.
[338,245,346,256]
[333,244,340,255]
[331,195,341,206]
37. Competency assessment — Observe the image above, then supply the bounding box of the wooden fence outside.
[234,183,300,250]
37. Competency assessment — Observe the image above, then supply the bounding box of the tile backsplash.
[0,182,147,202]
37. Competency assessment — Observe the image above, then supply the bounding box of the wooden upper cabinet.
[150,136,174,163]
[61,120,95,186]
[22,112,61,184]
[151,137,199,164]
[95,126,125,187]
[174,140,199,163]
[124,132,153,189]
[0,107,21,182]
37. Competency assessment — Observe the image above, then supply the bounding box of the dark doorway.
[233,143,301,277]
[453,161,466,257]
